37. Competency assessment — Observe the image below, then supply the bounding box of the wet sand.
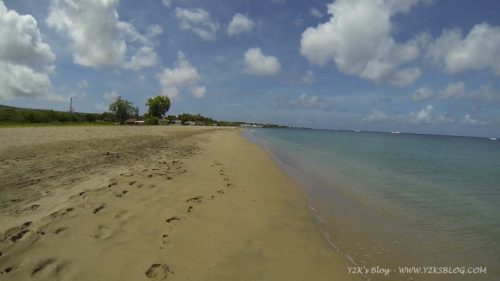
[0,126,358,281]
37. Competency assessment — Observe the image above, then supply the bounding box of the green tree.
[109,96,136,124]
[146,95,171,119]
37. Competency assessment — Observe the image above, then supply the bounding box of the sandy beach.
[0,126,358,281]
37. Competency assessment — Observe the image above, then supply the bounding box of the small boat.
[354,129,360,133]
[391,131,400,134]
[489,137,497,141]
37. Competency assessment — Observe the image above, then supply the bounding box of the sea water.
[243,128,500,281]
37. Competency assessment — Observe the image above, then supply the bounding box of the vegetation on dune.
[0,106,114,125]
[108,96,138,124]
[168,113,217,125]
[144,95,171,125]
[146,96,171,118]
[0,100,287,128]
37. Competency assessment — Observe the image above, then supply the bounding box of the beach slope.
[0,126,357,281]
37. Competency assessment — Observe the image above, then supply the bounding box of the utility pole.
[70,96,77,113]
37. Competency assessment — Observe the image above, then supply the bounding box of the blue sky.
[1,0,500,137]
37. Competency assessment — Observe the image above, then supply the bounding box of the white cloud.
[364,110,388,122]
[438,81,466,100]
[175,8,219,41]
[294,17,304,27]
[244,48,280,76]
[470,84,500,103]
[301,70,315,84]
[158,52,199,88]
[389,68,421,86]
[94,102,108,112]
[460,114,489,125]
[297,94,332,111]
[0,2,59,101]
[278,93,333,111]
[0,63,58,101]
[46,0,160,69]
[76,80,88,90]
[96,91,120,112]
[162,0,172,8]
[227,13,255,36]
[156,51,206,99]
[300,0,422,85]
[428,23,500,75]
[409,104,434,124]
[414,82,500,103]
[125,46,159,70]
[103,90,119,102]
[411,87,433,102]
[408,104,454,124]
[309,8,323,19]
[191,86,206,98]
[0,5,55,67]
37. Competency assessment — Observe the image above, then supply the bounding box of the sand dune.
[0,126,358,281]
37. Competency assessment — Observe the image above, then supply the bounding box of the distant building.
[240,123,251,128]
[195,121,204,126]
[171,119,182,125]
[184,121,196,126]
[125,119,144,125]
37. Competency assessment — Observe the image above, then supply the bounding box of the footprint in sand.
[50,207,73,219]
[93,225,112,240]
[114,210,133,224]
[145,264,172,280]
[92,204,106,214]
[114,210,128,219]
[161,234,170,247]
[53,227,69,235]
[10,229,29,242]
[114,190,128,198]
[2,265,15,275]
[15,204,40,215]
[185,196,203,204]
[165,216,180,223]
[8,221,32,242]
[30,258,70,278]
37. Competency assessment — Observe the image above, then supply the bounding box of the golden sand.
[0,126,359,281]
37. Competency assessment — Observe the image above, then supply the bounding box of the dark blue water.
[244,128,500,281]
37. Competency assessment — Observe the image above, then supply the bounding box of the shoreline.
[244,128,499,281]
[0,126,359,280]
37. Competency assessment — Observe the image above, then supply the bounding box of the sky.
[1,0,500,137]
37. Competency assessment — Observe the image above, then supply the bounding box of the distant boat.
[391,131,400,134]
[490,137,497,141]
[354,129,361,133]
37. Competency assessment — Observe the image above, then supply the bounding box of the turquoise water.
[244,128,500,281]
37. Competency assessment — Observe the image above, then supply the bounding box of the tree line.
[1,95,284,127]
[0,106,113,124]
